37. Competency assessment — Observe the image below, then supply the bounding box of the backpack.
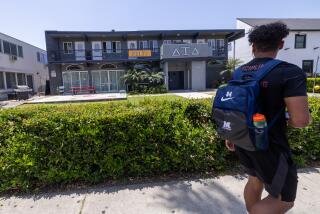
[211,59,283,151]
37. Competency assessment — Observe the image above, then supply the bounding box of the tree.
[225,58,243,74]
[121,69,164,92]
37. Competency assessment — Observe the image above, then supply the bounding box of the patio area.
[26,93,127,104]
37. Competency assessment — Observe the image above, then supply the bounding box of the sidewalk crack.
[78,194,87,214]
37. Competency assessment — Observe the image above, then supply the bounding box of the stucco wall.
[191,61,206,90]
[0,33,48,93]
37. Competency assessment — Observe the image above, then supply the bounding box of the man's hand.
[225,140,235,152]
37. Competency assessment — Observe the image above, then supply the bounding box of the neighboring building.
[45,29,244,94]
[0,32,48,100]
[228,18,320,76]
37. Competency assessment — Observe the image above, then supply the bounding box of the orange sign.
[128,50,152,57]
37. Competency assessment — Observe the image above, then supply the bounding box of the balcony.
[47,48,161,63]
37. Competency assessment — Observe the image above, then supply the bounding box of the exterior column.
[163,61,169,90]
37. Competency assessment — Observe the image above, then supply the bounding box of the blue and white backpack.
[212,59,283,151]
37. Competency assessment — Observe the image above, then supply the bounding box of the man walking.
[225,22,312,213]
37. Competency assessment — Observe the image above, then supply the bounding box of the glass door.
[75,41,85,61]
[109,71,117,91]
[100,71,109,92]
[92,71,101,92]
[92,41,102,60]
[80,72,89,87]
[62,71,88,93]
[62,72,72,92]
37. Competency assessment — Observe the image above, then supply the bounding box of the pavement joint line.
[78,194,87,214]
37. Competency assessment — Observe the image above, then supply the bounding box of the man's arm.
[285,96,312,128]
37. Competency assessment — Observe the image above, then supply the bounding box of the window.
[216,39,225,50]
[113,41,121,53]
[17,73,26,85]
[103,41,121,53]
[163,40,172,44]
[139,40,148,49]
[3,41,11,54]
[295,34,306,49]
[0,40,2,53]
[152,40,159,52]
[127,41,137,50]
[183,40,192,44]
[228,43,232,51]
[63,42,73,54]
[302,60,313,76]
[2,41,19,56]
[5,72,16,89]
[207,39,216,50]
[18,46,23,58]
[172,40,182,44]
[10,43,17,56]
[197,39,206,44]
[37,52,46,63]
[0,72,5,89]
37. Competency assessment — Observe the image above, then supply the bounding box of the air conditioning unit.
[9,55,17,61]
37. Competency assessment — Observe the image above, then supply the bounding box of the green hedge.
[307,78,320,93]
[0,98,319,192]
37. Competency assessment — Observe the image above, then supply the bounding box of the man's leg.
[244,176,264,212]
[250,195,294,214]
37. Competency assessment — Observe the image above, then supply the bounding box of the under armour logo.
[222,121,231,131]
[226,91,233,97]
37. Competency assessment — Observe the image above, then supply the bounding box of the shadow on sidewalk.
[153,179,246,214]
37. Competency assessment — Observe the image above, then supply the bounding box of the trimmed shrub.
[307,78,320,93]
[0,97,319,192]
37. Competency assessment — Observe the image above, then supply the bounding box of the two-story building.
[228,18,320,76]
[46,29,244,94]
[0,32,49,100]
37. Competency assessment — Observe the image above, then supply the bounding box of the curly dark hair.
[248,22,289,52]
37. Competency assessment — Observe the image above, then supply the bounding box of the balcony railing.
[48,46,226,63]
[48,48,161,63]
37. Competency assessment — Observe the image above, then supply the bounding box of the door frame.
[92,41,102,60]
[74,41,86,61]
[62,70,89,92]
[91,70,125,92]
[168,71,184,90]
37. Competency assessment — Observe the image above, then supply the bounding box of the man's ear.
[252,43,256,53]
[279,40,284,50]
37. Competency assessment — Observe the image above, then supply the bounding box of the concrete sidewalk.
[0,168,319,214]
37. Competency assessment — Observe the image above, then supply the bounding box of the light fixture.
[284,48,290,51]
[314,47,319,50]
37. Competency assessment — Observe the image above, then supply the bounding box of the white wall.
[228,20,253,64]
[0,32,48,94]
[229,20,320,74]
[278,31,320,73]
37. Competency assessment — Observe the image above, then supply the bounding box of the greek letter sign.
[161,43,212,59]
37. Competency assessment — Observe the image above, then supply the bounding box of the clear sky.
[2,0,320,50]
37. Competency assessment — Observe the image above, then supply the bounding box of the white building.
[0,32,48,100]
[228,18,320,77]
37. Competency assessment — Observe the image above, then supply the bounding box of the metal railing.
[48,48,161,63]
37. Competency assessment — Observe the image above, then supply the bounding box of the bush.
[307,78,320,93]
[0,97,319,192]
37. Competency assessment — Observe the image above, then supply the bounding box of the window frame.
[302,60,313,76]
[0,71,5,90]
[295,34,306,49]
[18,45,23,58]
[3,41,11,54]
[63,42,73,54]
